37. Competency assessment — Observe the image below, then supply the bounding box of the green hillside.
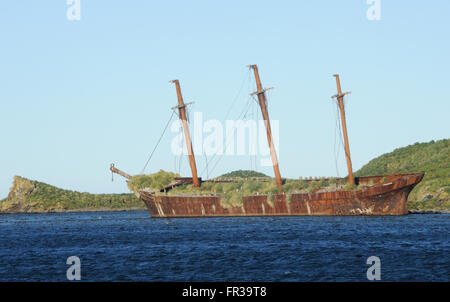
[355,139,450,210]
[0,176,144,213]
[219,170,268,178]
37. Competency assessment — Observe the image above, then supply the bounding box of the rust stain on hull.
[139,173,424,217]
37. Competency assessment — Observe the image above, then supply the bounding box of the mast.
[170,80,200,187]
[249,65,283,189]
[332,74,354,185]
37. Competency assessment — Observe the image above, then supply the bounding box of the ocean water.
[0,211,448,281]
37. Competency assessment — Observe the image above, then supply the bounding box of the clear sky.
[0,1,449,198]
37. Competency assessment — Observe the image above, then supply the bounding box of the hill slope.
[0,176,143,213]
[355,139,449,210]
[219,170,269,178]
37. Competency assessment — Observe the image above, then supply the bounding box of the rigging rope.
[333,96,351,177]
[206,96,255,176]
[204,152,209,179]
[250,98,256,171]
[254,95,258,172]
[223,72,249,122]
[141,110,176,174]
[199,71,251,177]
[177,150,183,175]
[206,72,271,177]
[333,102,342,176]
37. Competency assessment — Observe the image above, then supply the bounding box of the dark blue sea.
[0,211,448,281]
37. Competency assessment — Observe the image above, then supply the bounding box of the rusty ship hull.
[139,173,424,217]
[110,67,425,218]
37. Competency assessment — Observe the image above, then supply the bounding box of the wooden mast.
[332,74,354,185]
[249,65,283,189]
[170,80,200,187]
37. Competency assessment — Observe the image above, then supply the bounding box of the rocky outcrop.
[0,176,38,213]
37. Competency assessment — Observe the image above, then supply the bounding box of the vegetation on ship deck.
[355,138,449,210]
[126,169,358,208]
[168,178,354,208]
[127,170,180,193]
[0,176,142,213]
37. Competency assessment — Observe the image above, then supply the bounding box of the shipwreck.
[110,65,424,217]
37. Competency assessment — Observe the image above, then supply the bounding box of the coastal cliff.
[0,176,144,213]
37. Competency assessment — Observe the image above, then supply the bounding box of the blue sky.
[0,1,449,197]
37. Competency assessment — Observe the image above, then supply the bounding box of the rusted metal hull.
[139,173,424,217]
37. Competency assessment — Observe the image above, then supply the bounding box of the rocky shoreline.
[408,209,450,214]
